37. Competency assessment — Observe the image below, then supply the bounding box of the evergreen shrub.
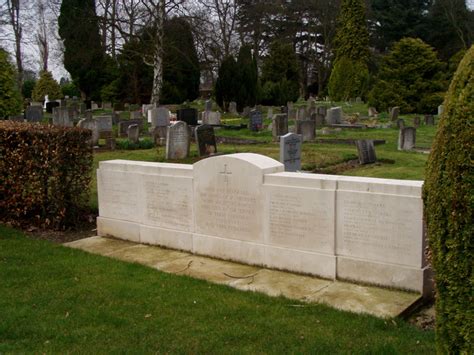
[423,45,473,353]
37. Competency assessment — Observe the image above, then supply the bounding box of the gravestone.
[149,107,170,128]
[130,111,142,120]
[280,133,302,172]
[437,104,444,117]
[398,127,416,151]
[204,111,221,125]
[267,107,273,119]
[296,120,316,142]
[413,117,421,128]
[287,107,297,120]
[103,102,112,110]
[195,124,217,157]
[46,101,60,114]
[52,107,73,127]
[96,115,113,133]
[397,118,405,129]
[152,126,168,145]
[356,97,362,103]
[79,103,87,114]
[280,106,287,114]
[91,102,99,110]
[424,115,435,125]
[177,108,198,125]
[242,106,251,118]
[390,106,400,121]
[228,101,237,115]
[272,114,288,141]
[127,124,140,144]
[249,110,263,131]
[287,101,294,110]
[205,100,213,112]
[355,140,376,164]
[26,106,43,122]
[142,104,155,122]
[166,121,190,159]
[77,117,99,146]
[118,119,143,136]
[30,101,42,107]
[297,107,306,121]
[326,107,342,124]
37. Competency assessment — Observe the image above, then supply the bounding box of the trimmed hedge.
[423,46,473,353]
[0,121,93,229]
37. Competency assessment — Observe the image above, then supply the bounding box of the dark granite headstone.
[177,108,198,125]
[355,140,376,164]
[249,110,263,131]
[195,124,217,157]
[26,106,43,122]
[46,101,59,113]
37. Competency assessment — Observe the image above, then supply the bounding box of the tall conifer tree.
[58,0,105,100]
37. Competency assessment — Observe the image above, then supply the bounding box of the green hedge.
[423,46,473,353]
[0,121,93,229]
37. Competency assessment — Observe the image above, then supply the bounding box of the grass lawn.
[0,225,435,353]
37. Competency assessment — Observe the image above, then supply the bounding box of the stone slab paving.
[65,236,421,318]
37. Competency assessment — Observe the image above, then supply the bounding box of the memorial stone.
[77,117,99,146]
[297,107,306,120]
[249,110,263,131]
[437,104,444,117]
[368,107,377,117]
[91,102,99,110]
[204,111,221,125]
[46,101,59,114]
[390,106,400,121]
[280,133,302,172]
[103,102,112,110]
[424,115,435,125]
[177,108,198,125]
[52,106,73,127]
[96,115,113,133]
[267,107,273,119]
[130,111,142,120]
[317,105,327,117]
[296,120,316,142]
[326,107,342,124]
[272,114,288,141]
[127,124,140,144]
[242,106,251,118]
[355,140,376,164]
[228,101,237,115]
[195,124,217,157]
[166,121,190,159]
[205,100,213,112]
[118,119,144,136]
[30,101,43,107]
[356,97,362,103]
[287,107,297,120]
[26,106,43,122]
[312,113,325,126]
[398,127,416,151]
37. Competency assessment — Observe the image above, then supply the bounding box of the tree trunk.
[150,1,165,106]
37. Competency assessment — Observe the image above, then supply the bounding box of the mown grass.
[0,225,435,354]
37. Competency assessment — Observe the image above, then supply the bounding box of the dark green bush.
[0,121,93,229]
[423,45,473,353]
[116,138,154,150]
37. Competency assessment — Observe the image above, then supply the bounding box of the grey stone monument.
[52,107,73,127]
[280,133,302,172]
[195,124,217,157]
[437,104,444,117]
[296,120,316,142]
[398,127,416,151]
[26,106,43,122]
[272,114,289,141]
[166,121,190,159]
[204,111,221,125]
[355,140,377,164]
[424,115,435,125]
[127,124,140,144]
[326,107,342,124]
[228,101,237,115]
[396,118,405,129]
[77,117,99,147]
[390,106,400,121]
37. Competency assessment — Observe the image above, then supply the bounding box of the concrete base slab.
[65,237,421,318]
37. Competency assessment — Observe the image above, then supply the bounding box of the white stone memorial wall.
[97,154,430,294]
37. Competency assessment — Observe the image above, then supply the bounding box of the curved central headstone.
[193,154,284,243]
